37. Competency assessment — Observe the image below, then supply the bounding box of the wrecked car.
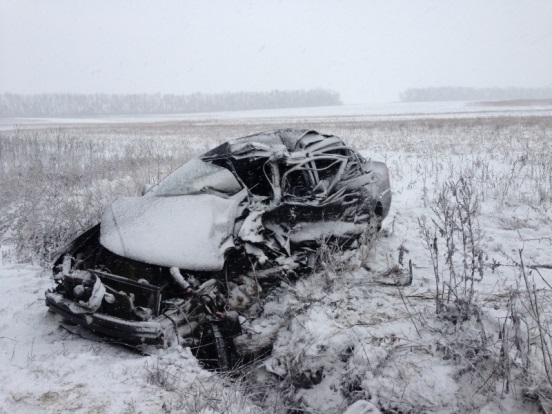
[45,129,391,369]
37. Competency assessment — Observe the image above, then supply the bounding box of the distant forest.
[0,89,341,117]
[400,87,552,102]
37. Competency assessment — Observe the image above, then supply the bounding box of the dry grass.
[2,115,550,261]
[1,113,552,412]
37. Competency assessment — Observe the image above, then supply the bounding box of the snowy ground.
[1,103,552,413]
[2,100,552,131]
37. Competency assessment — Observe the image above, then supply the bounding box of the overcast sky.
[1,0,551,103]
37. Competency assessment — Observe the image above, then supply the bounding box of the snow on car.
[45,129,391,369]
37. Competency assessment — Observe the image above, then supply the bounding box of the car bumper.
[45,291,172,345]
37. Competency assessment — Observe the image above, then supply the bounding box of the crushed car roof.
[201,129,337,160]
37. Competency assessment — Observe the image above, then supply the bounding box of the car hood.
[100,190,246,271]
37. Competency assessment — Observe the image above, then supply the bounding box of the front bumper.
[46,291,173,345]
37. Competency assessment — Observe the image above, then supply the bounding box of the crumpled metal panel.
[100,191,247,271]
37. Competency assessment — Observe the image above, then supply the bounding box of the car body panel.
[100,190,246,271]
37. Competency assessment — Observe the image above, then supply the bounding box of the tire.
[193,321,236,371]
[211,322,234,371]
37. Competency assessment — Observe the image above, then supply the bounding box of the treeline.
[0,89,341,117]
[400,87,552,102]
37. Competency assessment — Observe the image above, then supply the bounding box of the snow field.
[1,110,551,413]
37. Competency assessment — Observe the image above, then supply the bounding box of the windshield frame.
[145,158,243,198]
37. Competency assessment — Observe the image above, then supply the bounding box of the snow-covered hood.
[100,191,246,271]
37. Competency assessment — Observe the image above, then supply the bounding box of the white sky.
[1,0,551,103]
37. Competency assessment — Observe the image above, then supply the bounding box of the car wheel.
[193,321,237,371]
